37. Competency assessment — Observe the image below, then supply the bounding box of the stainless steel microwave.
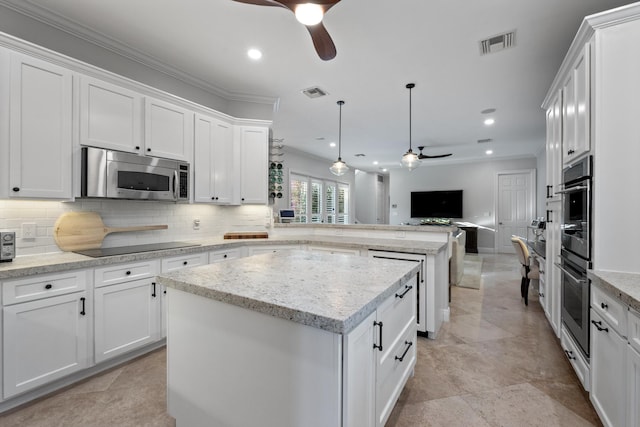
[81,147,189,202]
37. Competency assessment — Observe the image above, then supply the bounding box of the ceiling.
[2,0,636,172]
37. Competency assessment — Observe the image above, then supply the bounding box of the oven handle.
[173,170,178,201]
[556,185,588,194]
[554,262,587,284]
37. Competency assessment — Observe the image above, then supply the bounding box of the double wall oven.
[557,156,592,358]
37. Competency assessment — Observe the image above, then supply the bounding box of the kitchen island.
[157,250,420,427]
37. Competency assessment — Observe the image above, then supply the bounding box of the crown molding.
[0,0,277,105]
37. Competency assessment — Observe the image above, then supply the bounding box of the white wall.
[0,4,273,121]
[389,157,537,251]
[354,171,377,224]
[270,148,356,221]
[0,200,270,256]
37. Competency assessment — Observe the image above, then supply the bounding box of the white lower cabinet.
[247,245,300,256]
[93,261,161,363]
[209,248,242,263]
[94,278,160,364]
[590,309,627,427]
[2,269,90,399]
[629,344,640,427]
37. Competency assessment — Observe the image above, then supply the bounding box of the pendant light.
[330,100,349,176]
[401,83,421,171]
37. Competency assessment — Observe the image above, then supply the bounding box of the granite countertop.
[0,236,447,280]
[588,270,640,312]
[157,250,420,334]
[273,223,458,233]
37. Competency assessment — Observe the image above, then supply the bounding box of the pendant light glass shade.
[295,3,324,26]
[402,83,421,171]
[330,100,349,176]
[401,149,420,171]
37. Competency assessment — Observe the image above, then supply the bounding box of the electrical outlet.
[22,223,37,239]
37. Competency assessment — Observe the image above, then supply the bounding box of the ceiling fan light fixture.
[295,3,324,26]
[330,100,349,176]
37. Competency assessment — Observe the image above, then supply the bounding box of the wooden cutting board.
[223,231,269,240]
[54,212,168,251]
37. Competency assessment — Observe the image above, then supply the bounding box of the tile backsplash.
[0,200,271,256]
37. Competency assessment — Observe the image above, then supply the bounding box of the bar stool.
[510,235,540,306]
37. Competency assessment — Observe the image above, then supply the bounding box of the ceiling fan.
[417,146,453,159]
[232,0,341,60]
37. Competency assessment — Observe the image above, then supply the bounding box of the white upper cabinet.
[194,113,237,204]
[9,52,73,199]
[562,43,591,165]
[80,76,143,154]
[238,125,269,204]
[144,97,193,162]
[545,92,563,198]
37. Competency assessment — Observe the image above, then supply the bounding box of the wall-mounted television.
[410,190,463,218]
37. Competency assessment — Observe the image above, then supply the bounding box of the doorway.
[495,169,536,253]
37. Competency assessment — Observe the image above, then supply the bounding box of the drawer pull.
[395,341,413,362]
[395,285,413,299]
[152,282,157,298]
[223,254,228,258]
[45,284,53,290]
[592,320,609,333]
[600,302,608,310]
[126,271,131,276]
[564,349,575,360]
[539,292,544,297]
[183,261,188,266]
[373,321,383,352]
[80,297,86,316]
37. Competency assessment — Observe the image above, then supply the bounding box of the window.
[290,174,308,223]
[289,173,349,224]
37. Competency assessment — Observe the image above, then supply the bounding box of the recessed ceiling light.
[481,108,496,114]
[373,161,379,165]
[329,142,336,148]
[382,168,388,172]
[484,118,495,126]
[486,150,493,155]
[247,49,262,60]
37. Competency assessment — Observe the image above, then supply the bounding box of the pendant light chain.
[408,84,412,152]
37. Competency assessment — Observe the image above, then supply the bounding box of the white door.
[376,178,385,224]
[94,278,160,363]
[496,170,535,253]
[3,292,89,398]
[9,53,73,199]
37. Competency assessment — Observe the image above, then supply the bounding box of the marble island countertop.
[157,250,420,334]
[588,270,640,312]
[0,235,447,280]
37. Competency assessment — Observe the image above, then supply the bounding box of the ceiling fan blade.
[231,0,284,6]
[306,22,336,60]
[419,153,453,159]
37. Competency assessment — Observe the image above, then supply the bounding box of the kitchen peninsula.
[157,250,420,427]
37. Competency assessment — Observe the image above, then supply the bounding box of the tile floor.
[0,254,601,427]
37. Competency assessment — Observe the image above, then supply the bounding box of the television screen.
[410,190,463,218]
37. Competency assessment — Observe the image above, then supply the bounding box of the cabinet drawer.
[247,245,299,256]
[376,323,416,426]
[2,270,88,305]
[561,326,590,391]
[209,248,242,263]
[377,277,417,349]
[161,252,208,273]
[308,246,361,256]
[629,308,640,354]
[94,260,159,288]
[591,285,627,337]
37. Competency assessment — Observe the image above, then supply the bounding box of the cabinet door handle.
[80,297,86,316]
[135,146,140,150]
[373,321,383,352]
[600,302,608,310]
[591,320,609,332]
[223,254,228,258]
[395,285,413,299]
[567,149,575,155]
[546,185,552,198]
[183,261,188,266]
[12,187,19,192]
[395,341,413,362]
[125,270,131,276]
[152,282,157,298]
[45,283,53,290]
[564,349,575,360]
[546,210,552,223]
[147,148,151,152]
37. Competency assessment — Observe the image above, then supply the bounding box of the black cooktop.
[74,242,200,258]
